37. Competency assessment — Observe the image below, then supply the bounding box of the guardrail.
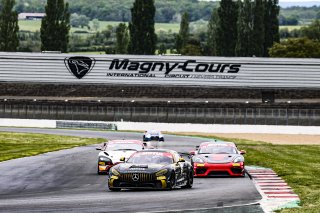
[1,118,320,135]
[1,102,320,126]
[56,121,117,130]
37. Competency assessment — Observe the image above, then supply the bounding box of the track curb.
[246,166,300,212]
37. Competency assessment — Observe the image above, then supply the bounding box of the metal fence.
[1,103,320,126]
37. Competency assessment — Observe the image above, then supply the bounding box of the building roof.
[18,13,45,20]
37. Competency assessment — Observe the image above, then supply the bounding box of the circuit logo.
[64,56,96,79]
[109,59,241,74]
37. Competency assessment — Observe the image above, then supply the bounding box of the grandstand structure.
[0,52,319,125]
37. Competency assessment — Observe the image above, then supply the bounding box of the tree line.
[0,0,70,52]
[14,0,320,24]
[269,20,320,58]
[1,0,320,57]
[15,0,216,23]
[171,0,282,57]
[205,0,280,57]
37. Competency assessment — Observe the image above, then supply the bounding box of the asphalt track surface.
[0,128,263,213]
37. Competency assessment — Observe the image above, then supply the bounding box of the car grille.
[119,173,155,182]
[208,171,230,176]
[231,168,243,174]
[196,168,207,174]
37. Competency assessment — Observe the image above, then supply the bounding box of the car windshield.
[127,152,173,164]
[198,146,237,154]
[106,143,142,151]
[147,130,160,135]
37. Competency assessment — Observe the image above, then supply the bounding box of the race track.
[0,128,263,212]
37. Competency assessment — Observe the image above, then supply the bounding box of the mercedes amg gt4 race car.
[191,141,246,177]
[96,140,145,175]
[108,149,193,191]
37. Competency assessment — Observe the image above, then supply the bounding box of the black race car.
[108,149,193,191]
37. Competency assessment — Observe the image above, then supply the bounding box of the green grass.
[0,132,105,162]
[19,19,302,34]
[19,20,42,32]
[155,23,179,33]
[175,133,320,213]
[19,20,96,33]
[97,21,187,33]
[90,21,177,31]
[18,20,180,33]
[279,25,303,31]
[240,142,319,213]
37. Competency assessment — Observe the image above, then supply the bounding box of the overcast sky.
[201,0,320,2]
[200,0,320,6]
[280,0,319,1]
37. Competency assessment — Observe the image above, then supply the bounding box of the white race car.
[96,140,145,175]
[143,130,164,142]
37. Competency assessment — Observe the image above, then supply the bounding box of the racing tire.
[182,170,193,189]
[109,187,121,192]
[167,172,176,190]
[97,166,103,175]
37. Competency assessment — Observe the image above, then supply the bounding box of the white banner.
[1,52,320,88]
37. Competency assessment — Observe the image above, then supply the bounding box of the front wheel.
[97,166,103,175]
[109,187,121,191]
[167,172,176,190]
[182,170,193,189]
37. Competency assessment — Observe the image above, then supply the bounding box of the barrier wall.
[0,118,56,128]
[1,118,320,135]
[1,102,319,126]
[1,52,320,88]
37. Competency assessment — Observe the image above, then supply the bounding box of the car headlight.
[155,169,168,177]
[99,156,112,162]
[192,157,204,163]
[110,167,120,176]
[234,156,244,163]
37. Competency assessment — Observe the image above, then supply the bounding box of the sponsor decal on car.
[136,152,173,157]
[129,168,146,171]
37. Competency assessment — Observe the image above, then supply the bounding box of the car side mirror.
[120,157,125,162]
[189,151,196,155]
[240,150,246,155]
[178,158,185,162]
[96,142,107,150]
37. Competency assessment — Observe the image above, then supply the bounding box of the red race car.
[191,141,246,177]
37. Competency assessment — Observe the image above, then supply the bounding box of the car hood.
[116,163,167,173]
[99,150,136,163]
[198,154,240,164]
